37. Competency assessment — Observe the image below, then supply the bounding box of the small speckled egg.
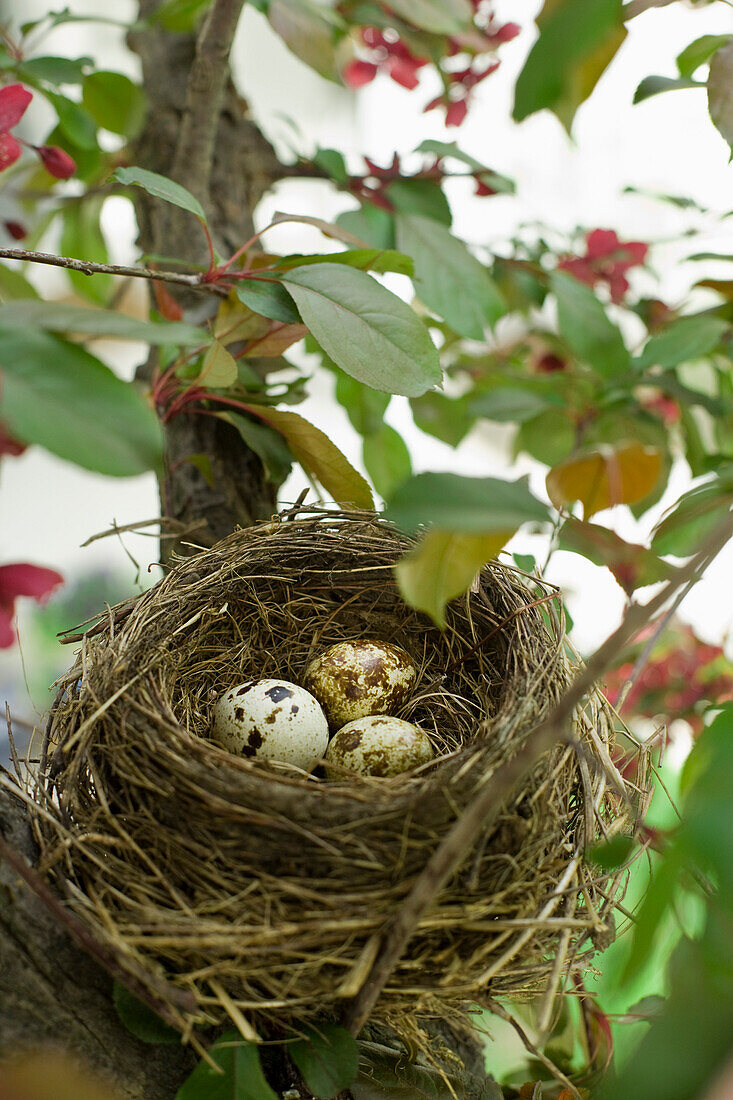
[303,639,417,730]
[325,715,434,778]
[211,679,329,772]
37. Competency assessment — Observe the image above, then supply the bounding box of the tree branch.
[341,509,733,1035]
[0,248,227,295]
[171,0,245,207]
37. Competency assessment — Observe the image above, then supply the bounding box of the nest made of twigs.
[34,508,642,1045]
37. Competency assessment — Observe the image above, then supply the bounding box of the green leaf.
[278,250,414,277]
[235,280,302,324]
[651,475,733,556]
[587,835,636,870]
[0,326,163,477]
[551,270,630,376]
[48,91,98,148]
[384,0,471,34]
[197,341,238,387]
[150,0,213,32]
[513,0,624,126]
[83,71,146,137]
[633,75,700,104]
[677,34,732,78]
[708,39,733,151]
[354,1041,503,1100]
[415,141,516,195]
[410,391,473,447]
[19,55,92,84]
[112,981,180,1045]
[176,1032,278,1100]
[0,300,206,345]
[468,386,556,423]
[396,214,505,339]
[636,316,728,371]
[267,0,342,81]
[384,472,549,534]
[281,264,441,397]
[363,425,412,499]
[60,200,112,305]
[312,147,348,183]
[0,265,40,301]
[289,1025,359,1099]
[386,179,452,226]
[396,530,512,628]
[244,404,374,509]
[114,166,207,223]
[515,407,576,466]
[337,206,395,250]
[222,413,294,484]
[334,371,390,435]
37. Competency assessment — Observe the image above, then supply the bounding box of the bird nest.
[33,509,641,1047]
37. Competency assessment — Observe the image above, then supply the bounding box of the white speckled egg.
[303,639,417,730]
[212,679,329,772]
[325,715,434,779]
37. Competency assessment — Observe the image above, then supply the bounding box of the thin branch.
[341,509,733,1035]
[623,0,676,17]
[0,248,227,295]
[170,0,245,206]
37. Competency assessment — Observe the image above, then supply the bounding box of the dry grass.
[33,508,642,1044]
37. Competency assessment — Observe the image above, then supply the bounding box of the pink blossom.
[558,228,648,303]
[0,84,32,172]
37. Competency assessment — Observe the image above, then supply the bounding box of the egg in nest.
[303,639,417,730]
[212,679,329,772]
[325,715,434,778]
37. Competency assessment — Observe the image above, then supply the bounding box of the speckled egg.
[211,679,329,772]
[303,639,417,730]
[325,715,434,778]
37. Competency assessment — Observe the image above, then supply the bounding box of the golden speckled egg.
[325,715,434,778]
[212,679,329,772]
[303,639,417,730]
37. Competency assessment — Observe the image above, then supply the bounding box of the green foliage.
[363,424,412,499]
[289,1024,359,1098]
[0,300,206,345]
[281,264,441,396]
[384,0,472,35]
[513,0,624,127]
[395,214,505,338]
[633,75,701,104]
[112,981,181,1044]
[82,71,146,137]
[384,472,549,535]
[707,40,733,152]
[60,199,111,304]
[636,315,728,371]
[677,34,732,78]
[235,280,302,324]
[0,326,163,476]
[114,165,207,222]
[551,271,630,376]
[176,1032,278,1100]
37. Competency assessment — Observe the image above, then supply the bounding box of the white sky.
[2,0,733,710]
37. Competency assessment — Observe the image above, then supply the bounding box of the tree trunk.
[0,4,493,1096]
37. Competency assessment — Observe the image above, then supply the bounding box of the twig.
[170,0,245,209]
[0,248,226,295]
[616,573,698,711]
[340,509,733,1035]
[485,997,581,1099]
[623,0,676,17]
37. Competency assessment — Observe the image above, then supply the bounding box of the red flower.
[35,144,76,180]
[558,228,648,303]
[0,563,63,648]
[342,59,378,87]
[0,84,32,172]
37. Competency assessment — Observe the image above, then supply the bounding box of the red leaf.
[388,56,421,89]
[35,145,76,180]
[342,59,378,87]
[0,562,63,649]
[445,99,468,127]
[153,279,184,321]
[0,420,27,456]
[0,84,32,131]
[585,228,620,258]
[0,132,22,172]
